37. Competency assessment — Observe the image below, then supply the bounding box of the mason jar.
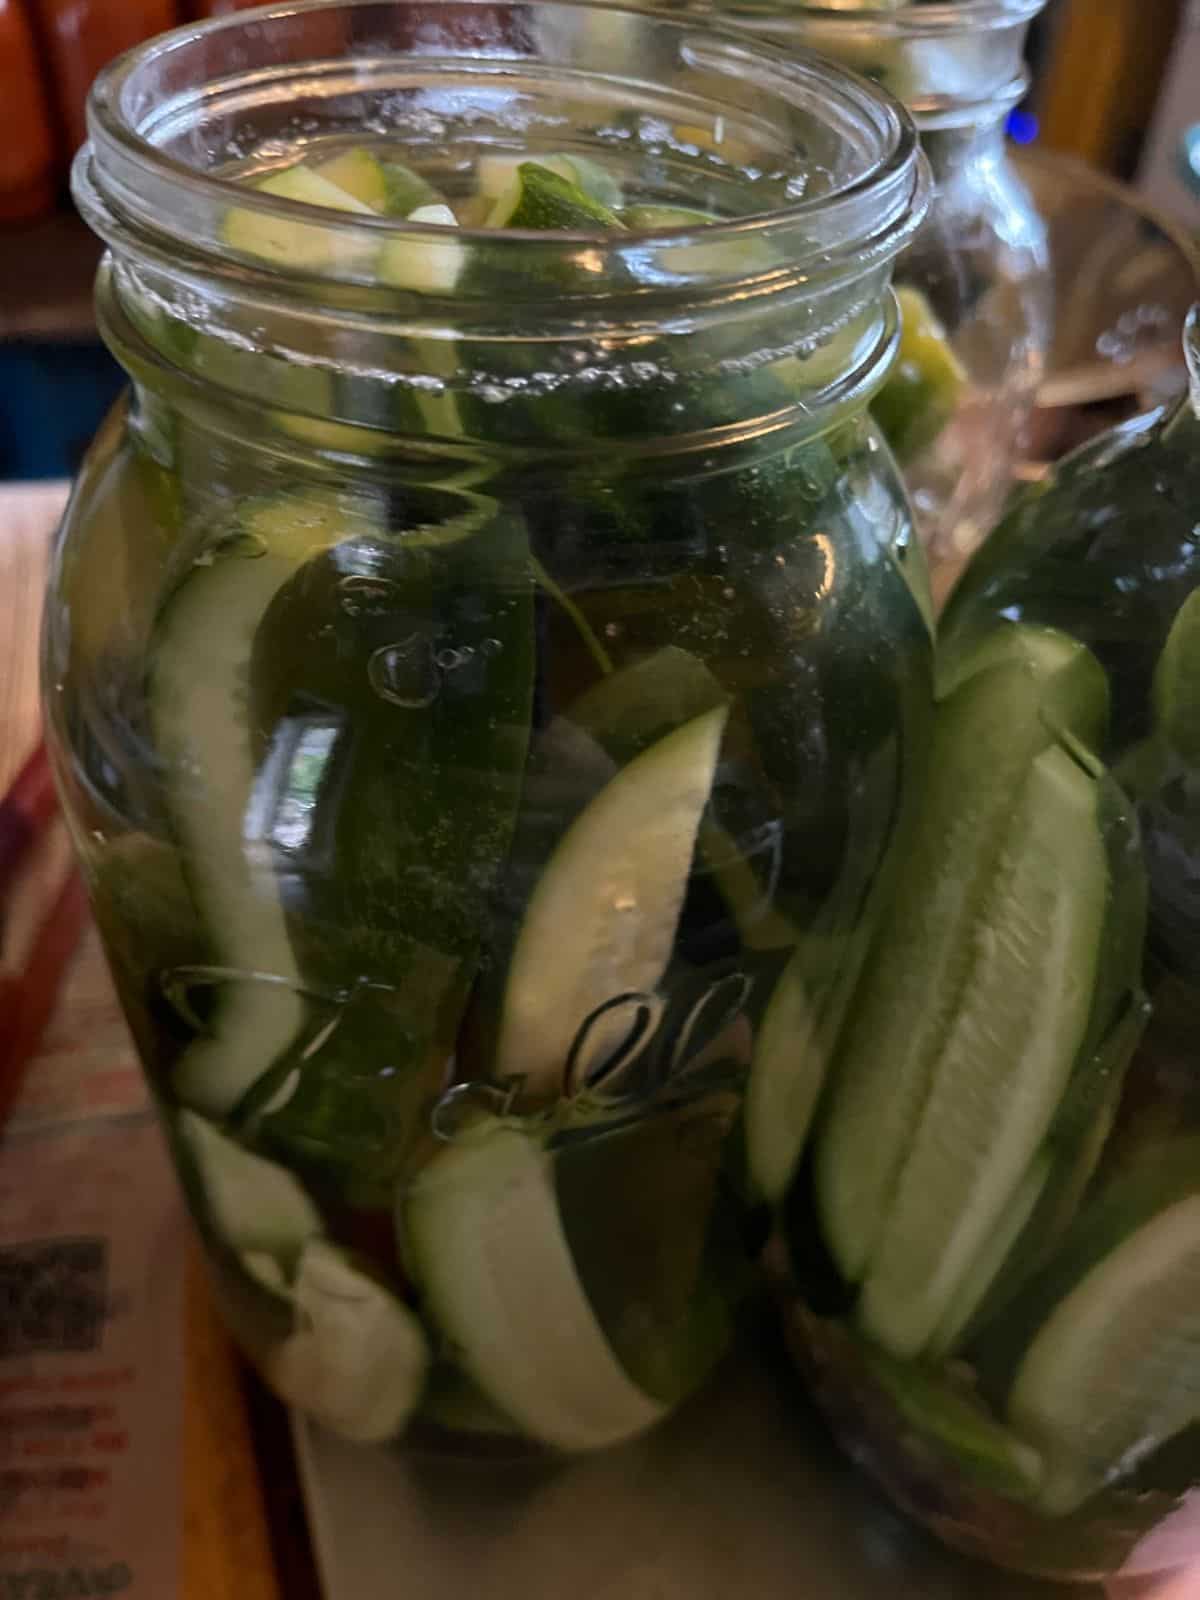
[45,0,933,1455]
[770,309,1200,1583]
[688,0,1052,583]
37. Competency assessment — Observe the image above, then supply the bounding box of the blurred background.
[1,0,1199,481]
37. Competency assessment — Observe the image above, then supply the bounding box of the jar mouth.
[706,0,1045,128]
[761,0,1044,35]
[78,0,927,305]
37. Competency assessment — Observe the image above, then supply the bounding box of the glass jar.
[689,0,1052,584]
[46,0,933,1455]
[771,309,1200,1583]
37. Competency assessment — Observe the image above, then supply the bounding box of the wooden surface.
[182,1249,284,1600]
[0,211,102,342]
[1038,0,1186,179]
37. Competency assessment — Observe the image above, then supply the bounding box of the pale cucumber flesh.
[177,1110,323,1263]
[495,705,727,1099]
[266,1239,429,1444]
[1010,1193,1200,1514]
[857,745,1107,1359]
[152,494,378,1115]
[744,950,822,1205]
[815,634,1108,1283]
[404,1118,666,1452]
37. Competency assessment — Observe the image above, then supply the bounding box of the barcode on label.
[0,1238,108,1359]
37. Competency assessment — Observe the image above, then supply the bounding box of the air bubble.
[368,636,441,708]
[211,530,269,562]
[338,574,398,616]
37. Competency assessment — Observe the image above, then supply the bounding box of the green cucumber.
[744,950,821,1205]
[177,1110,323,1264]
[242,491,534,1196]
[929,1152,1054,1360]
[1153,587,1200,764]
[935,621,1110,748]
[815,627,1109,1287]
[857,744,1108,1359]
[405,1117,667,1451]
[265,1239,429,1443]
[316,148,436,216]
[485,161,625,232]
[1009,1191,1200,1514]
[477,151,622,210]
[496,706,728,1100]
[377,203,465,294]
[562,648,797,950]
[222,164,376,272]
[554,1099,738,1405]
[858,1339,1044,1502]
[152,492,380,1115]
[872,286,967,465]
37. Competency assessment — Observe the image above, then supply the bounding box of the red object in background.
[0,0,58,224]
[32,0,180,155]
[185,0,273,13]
[0,744,88,1123]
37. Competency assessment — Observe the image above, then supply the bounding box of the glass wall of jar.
[48,0,933,1457]
[685,0,1052,587]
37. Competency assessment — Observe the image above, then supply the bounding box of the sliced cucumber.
[1009,1192,1200,1514]
[872,286,967,465]
[563,648,796,950]
[744,950,822,1205]
[496,705,728,1099]
[377,203,465,294]
[477,151,621,210]
[485,162,625,232]
[858,1340,1044,1502]
[315,148,392,211]
[815,629,1109,1285]
[222,164,376,273]
[152,493,379,1115]
[405,1117,667,1451]
[1154,587,1200,765]
[928,1151,1054,1360]
[935,621,1109,750]
[178,1110,323,1263]
[316,148,436,217]
[554,1100,737,1406]
[857,745,1107,1359]
[619,202,774,281]
[266,1239,429,1443]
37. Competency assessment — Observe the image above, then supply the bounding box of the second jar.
[692,0,1052,583]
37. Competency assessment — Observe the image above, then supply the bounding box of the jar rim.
[752,0,1045,33]
[79,0,928,302]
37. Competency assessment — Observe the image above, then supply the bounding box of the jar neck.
[74,0,929,454]
[919,118,1012,187]
[709,0,1045,132]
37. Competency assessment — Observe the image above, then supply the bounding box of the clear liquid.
[50,342,931,1454]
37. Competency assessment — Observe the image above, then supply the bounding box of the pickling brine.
[46,2,932,1456]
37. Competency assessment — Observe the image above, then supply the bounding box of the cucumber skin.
[246,495,534,1196]
[404,1118,668,1452]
